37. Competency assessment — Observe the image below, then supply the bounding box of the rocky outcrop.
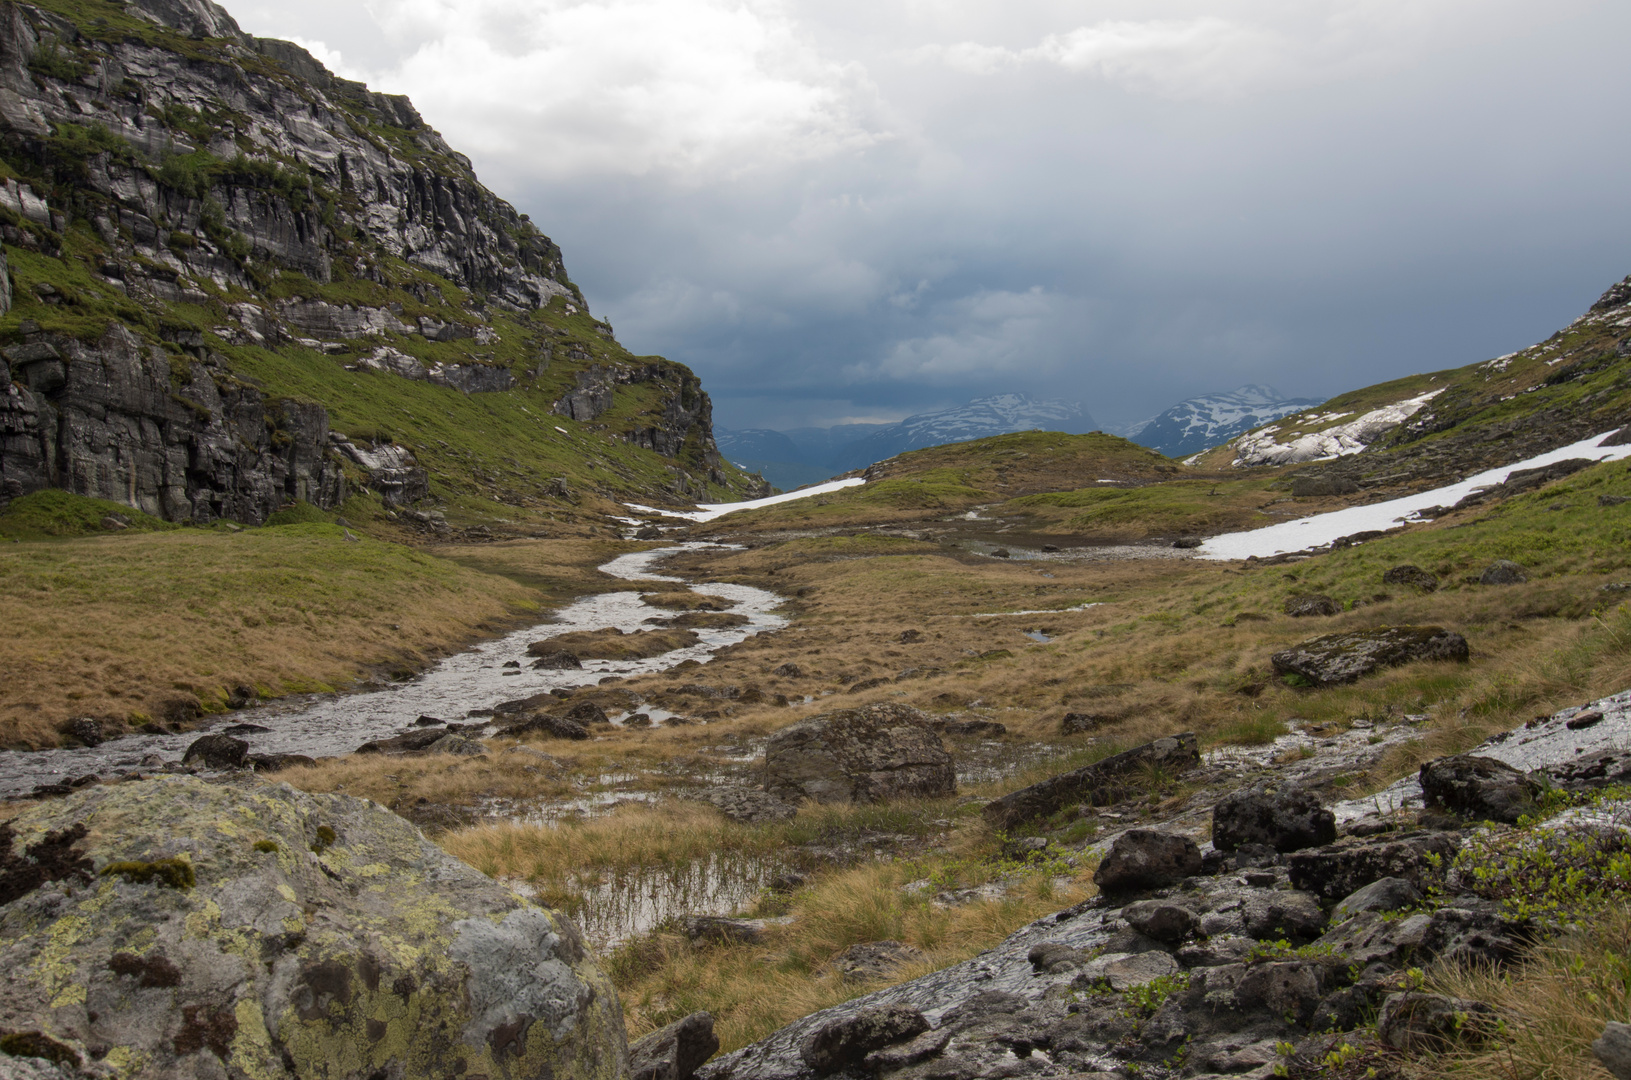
[1092,829,1202,893]
[0,322,343,521]
[762,704,955,806]
[1271,626,1470,686]
[1212,781,1337,853]
[1419,754,1543,823]
[981,733,1200,830]
[0,775,626,1079]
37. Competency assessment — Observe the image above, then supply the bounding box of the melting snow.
[628,477,865,523]
[1232,391,1442,467]
[1199,429,1631,560]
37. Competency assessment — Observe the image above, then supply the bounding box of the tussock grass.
[0,532,628,747]
[1422,905,1631,1080]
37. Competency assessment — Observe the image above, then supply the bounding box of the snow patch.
[628,477,866,523]
[1199,429,1631,560]
[1231,391,1442,467]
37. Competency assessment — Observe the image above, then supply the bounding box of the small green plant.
[253,839,278,854]
[100,857,195,889]
[310,825,337,854]
[1122,972,1191,1017]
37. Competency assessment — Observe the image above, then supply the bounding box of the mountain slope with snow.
[1126,385,1321,458]
[826,394,1097,471]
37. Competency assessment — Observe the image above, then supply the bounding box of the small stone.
[1567,710,1605,730]
[181,734,248,770]
[1382,564,1439,591]
[1119,900,1199,943]
[1284,594,1341,617]
[1479,560,1528,585]
[531,650,583,670]
[1331,877,1422,925]
[1593,1021,1631,1080]
[630,1011,718,1080]
[1060,712,1110,735]
[829,940,925,982]
[772,662,803,678]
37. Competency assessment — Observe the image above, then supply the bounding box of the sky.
[228,0,1631,433]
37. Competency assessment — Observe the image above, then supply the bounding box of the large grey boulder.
[0,776,626,1080]
[982,733,1200,830]
[1420,754,1544,823]
[1212,781,1336,854]
[1479,560,1528,585]
[1271,626,1469,686]
[763,705,955,805]
[1092,830,1202,893]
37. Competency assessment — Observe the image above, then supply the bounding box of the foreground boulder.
[799,1005,928,1075]
[0,776,626,1079]
[1420,754,1544,823]
[982,733,1199,830]
[632,1011,720,1080]
[181,734,248,770]
[763,705,955,805]
[1271,626,1469,686]
[1212,781,1336,853]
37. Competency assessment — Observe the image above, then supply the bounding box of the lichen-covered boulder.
[1271,626,1469,686]
[0,776,626,1079]
[763,705,954,805]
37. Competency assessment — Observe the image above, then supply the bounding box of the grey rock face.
[632,1012,720,1080]
[1092,829,1202,893]
[1212,781,1336,853]
[1594,1022,1631,1080]
[0,775,625,1080]
[1284,594,1341,617]
[1480,559,1529,585]
[799,1005,928,1076]
[1382,564,1439,591]
[1419,754,1543,823]
[762,704,955,806]
[1330,876,1421,924]
[1271,626,1470,686]
[1377,992,1496,1050]
[982,732,1200,830]
[0,325,344,522]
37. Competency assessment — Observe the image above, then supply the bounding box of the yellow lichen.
[229,998,281,1080]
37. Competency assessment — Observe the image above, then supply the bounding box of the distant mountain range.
[1123,385,1322,459]
[719,394,1097,490]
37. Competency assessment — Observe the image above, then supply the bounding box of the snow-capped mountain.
[718,394,1097,489]
[1126,385,1323,458]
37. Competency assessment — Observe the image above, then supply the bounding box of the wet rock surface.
[0,775,626,1080]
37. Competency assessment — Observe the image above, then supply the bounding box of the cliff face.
[0,0,761,524]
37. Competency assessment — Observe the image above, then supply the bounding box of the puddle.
[0,544,787,797]
[506,850,786,949]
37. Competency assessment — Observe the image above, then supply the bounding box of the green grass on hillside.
[0,490,179,540]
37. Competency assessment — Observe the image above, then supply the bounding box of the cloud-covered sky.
[230,0,1631,431]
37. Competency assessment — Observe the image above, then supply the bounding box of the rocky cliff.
[0,0,761,525]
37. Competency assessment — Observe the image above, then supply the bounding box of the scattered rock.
[63,718,103,748]
[772,663,803,678]
[982,733,1199,830]
[1377,992,1496,1051]
[247,753,317,773]
[1287,832,1459,900]
[1270,626,1470,686]
[1331,877,1422,924]
[763,704,955,805]
[700,786,798,823]
[1479,559,1528,585]
[500,714,591,741]
[1059,712,1111,735]
[931,718,1006,736]
[799,1005,929,1076]
[1240,890,1328,940]
[426,734,486,756]
[565,701,611,725]
[1601,495,1631,508]
[1594,1022,1631,1080]
[0,777,623,1078]
[898,630,923,644]
[1172,537,1204,549]
[1118,900,1200,943]
[530,650,584,670]
[635,526,664,541]
[414,715,445,726]
[1284,594,1341,617]
[180,734,247,770]
[1212,781,1336,854]
[1097,950,1182,990]
[830,940,926,981]
[631,1011,720,1080]
[684,917,766,945]
[1382,565,1439,591]
[220,722,271,736]
[1567,710,1605,730]
[990,549,1010,558]
[1419,754,1543,824]
[1092,830,1202,893]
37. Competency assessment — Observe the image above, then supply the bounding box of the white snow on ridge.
[1199,429,1631,561]
[628,477,866,523]
[1232,391,1443,467]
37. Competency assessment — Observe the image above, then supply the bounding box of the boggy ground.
[259,454,1631,1070]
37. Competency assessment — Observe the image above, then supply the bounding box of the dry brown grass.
[0,533,635,748]
[1419,905,1631,1080]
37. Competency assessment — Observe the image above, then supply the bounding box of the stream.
[0,544,787,798]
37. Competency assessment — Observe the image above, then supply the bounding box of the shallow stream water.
[0,544,786,797]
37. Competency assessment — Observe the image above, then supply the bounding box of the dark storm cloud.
[233,0,1631,431]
